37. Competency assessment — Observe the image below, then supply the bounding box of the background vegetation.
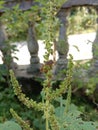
[0,0,98,130]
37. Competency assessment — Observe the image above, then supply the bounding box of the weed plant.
[9,0,98,130]
[0,0,98,130]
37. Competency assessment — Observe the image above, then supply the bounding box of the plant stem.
[46,117,49,130]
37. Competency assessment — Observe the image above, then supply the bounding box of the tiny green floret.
[10,70,44,111]
[10,108,33,130]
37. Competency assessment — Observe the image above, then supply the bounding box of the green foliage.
[0,86,20,122]
[0,42,18,86]
[55,102,96,130]
[0,0,63,43]
[9,57,98,130]
[68,7,96,34]
[0,0,98,130]
[0,65,7,82]
[0,1,96,43]
[8,0,98,129]
[73,60,98,96]
[1,43,18,65]
[0,121,22,130]
[1,4,37,43]
[10,109,33,130]
[0,1,5,9]
[1,1,96,44]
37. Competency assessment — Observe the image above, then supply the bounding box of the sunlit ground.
[0,32,96,65]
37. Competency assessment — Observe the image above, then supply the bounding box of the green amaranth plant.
[9,55,98,130]
[9,53,73,130]
[9,0,98,130]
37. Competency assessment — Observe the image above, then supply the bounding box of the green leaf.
[73,45,80,52]
[0,121,22,130]
[81,122,96,130]
[55,104,96,130]
[0,1,5,9]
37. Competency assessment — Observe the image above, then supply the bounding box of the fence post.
[53,9,70,78]
[91,7,98,75]
[27,21,40,73]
